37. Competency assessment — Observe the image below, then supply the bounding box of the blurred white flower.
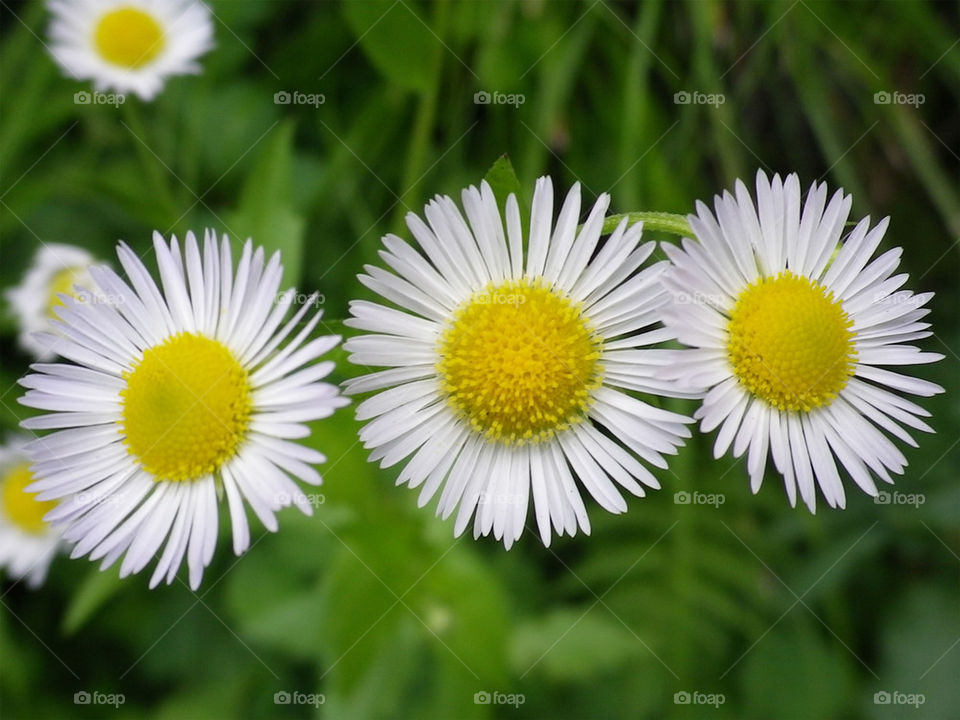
[47,0,214,101]
[0,436,61,589]
[5,243,98,360]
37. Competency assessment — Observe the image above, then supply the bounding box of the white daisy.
[47,0,214,101]
[343,177,694,549]
[660,170,944,511]
[18,230,346,589]
[0,436,61,589]
[4,243,99,361]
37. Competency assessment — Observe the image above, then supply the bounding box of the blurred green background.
[1,1,958,718]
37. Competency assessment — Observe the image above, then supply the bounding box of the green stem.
[393,1,446,232]
[600,211,692,238]
[121,101,180,221]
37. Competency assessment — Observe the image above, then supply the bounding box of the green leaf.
[320,535,412,694]
[341,0,437,93]
[869,582,960,720]
[510,608,645,682]
[61,566,125,635]
[740,619,853,720]
[224,121,305,286]
[483,154,529,237]
[154,678,249,720]
[223,505,344,659]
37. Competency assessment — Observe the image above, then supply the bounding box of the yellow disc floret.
[121,333,252,482]
[94,7,165,69]
[2,464,55,534]
[437,278,603,445]
[727,271,856,412]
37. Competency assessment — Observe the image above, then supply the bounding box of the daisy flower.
[660,170,944,511]
[47,0,214,101]
[343,177,693,548]
[0,436,61,589]
[18,231,345,589]
[4,243,100,361]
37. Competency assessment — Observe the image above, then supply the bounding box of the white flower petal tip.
[345,176,694,548]
[661,170,945,512]
[17,230,344,589]
[46,0,214,101]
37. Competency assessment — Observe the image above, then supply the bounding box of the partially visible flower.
[660,170,944,511]
[0,437,61,589]
[344,177,693,549]
[5,243,98,360]
[47,0,214,101]
[19,230,346,589]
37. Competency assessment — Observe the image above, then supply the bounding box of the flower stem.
[121,101,180,221]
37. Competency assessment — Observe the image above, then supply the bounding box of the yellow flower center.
[121,333,252,482]
[437,278,602,445]
[46,267,86,315]
[727,271,856,412]
[2,464,55,534]
[94,7,166,69]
